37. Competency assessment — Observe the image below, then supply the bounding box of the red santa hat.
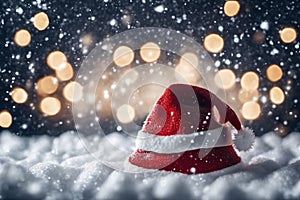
[129,84,255,174]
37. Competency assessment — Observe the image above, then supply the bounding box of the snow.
[0,130,300,199]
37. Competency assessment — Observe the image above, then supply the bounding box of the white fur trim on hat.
[135,126,233,154]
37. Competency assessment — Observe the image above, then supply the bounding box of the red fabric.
[129,84,242,174]
[143,84,242,135]
[129,146,241,174]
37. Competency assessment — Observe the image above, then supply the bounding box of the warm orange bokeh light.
[46,51,67,70]
[214,69,236,90]
[266,64,283,82]
[240,71,259,91]
[204,33,224,53]
[40,97,61,116]
[224,1,240,17]
[33,12,50,31]
[81,34,94,46]
[270,86,285,105]
[129,84,165,118]
[140,42,161,63]
[238,89,259,103]
[0,111,13,128]
[11,87,28,104]
[14,29,31,47]
[55,62,74,81]
[113,46,134,67]
[37,76,59,95]
[180,52,199,68]
[242,101,261,120]
[116,104,136,124]
[63,81,83,102]
[280,27,297,43]
[175,63,200,83]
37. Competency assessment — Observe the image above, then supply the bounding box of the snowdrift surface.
[0,130,300,200]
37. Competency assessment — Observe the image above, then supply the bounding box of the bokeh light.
[241,71,259,91]
[116,104,135,124]
[46,51,67,70]
[129,84,165,118]
[14,29,31,47]
[80,34,94,46]
[280,27,297,43]
[252,31,266,44]
[175,64,200,83]
[270,86,285,105]
[238,89,259,103]
[214,69,236,90]
[140,42,161,62]
[242,101,261,120]
[203,33,224,53]
[33,12,50,31]
[63,81,83,102]
[266,64,283,82]
[55,62,74,81]
[175,52,200,83]
[113,46,134,67]
[0,110,13,128]
[180,52,199,67]
[40,97,61,116]
[11,87,28,104]
[37,76,59,95]
[224,1,240,17]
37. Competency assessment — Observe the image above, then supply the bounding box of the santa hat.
[129,84,255,174]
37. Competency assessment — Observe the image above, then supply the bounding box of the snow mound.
[0,130,300,200]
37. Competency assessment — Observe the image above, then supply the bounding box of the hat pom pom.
[233,127,255,151]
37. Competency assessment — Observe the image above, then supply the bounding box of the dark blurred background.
[0,0,299,136]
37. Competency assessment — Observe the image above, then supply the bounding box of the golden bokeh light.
[241,101,261,120]
[46,51,67,70]
[40,97,61,116]
[270,86,285,105]
[180,52,199,68]
[37,76,59,95]
[14,29,31,47]
[175,63,200,83]
[81,34,94,46]
[63,81,83,102]
[140,42,161,62]
[240,71,259,91]
[0,111,13,128]
[55,62,74,81]
[266,64,283,82]
[203,33,224,53]
[224,1,240,17]
[238,89,259,103]
[130,84,165,118]
[33,12,50,31]
[214,69,236,90]
[113,46,134,67]
[11,87,28,104]
[116,104,135,124]
[280,27,297,43]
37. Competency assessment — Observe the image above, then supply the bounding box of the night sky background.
[0,0,299,136]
